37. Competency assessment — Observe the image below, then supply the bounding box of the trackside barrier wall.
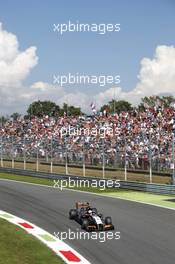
[0,167,175,195]
[1,158,172,177]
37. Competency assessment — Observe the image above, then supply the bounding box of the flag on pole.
[90,102,96,115]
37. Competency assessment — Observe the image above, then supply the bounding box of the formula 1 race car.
[69,202,114,232]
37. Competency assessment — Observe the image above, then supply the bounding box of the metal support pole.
[36,141,39,172]
[0,118,3,167]
[115,136,118,169]
[65,148,68,175]
[124,139,127,181]
[1,135,3,167]
[83,138,86,177]
[50,137,53,173]
[102,139,105,179]
[23,137,26,170]
[149,133,152,184]
[65,138,68,175]
[12,136,14,169]
[172,133,175,185]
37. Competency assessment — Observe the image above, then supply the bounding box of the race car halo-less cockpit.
[69,202,114,232]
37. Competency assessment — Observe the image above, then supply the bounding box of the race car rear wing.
[76,202,90,209]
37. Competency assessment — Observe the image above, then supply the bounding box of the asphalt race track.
[0,179,175,264]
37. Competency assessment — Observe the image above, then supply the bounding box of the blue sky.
[0,0,174,90]
[0,0,175,113]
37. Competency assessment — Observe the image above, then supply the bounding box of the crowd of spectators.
[0,105,175,172]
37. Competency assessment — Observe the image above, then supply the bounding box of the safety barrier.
[0,167,175,195]
[1,158,172,177]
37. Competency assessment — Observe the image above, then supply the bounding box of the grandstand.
[0,104,175,184]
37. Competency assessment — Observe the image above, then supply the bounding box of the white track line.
[0,177,175,211]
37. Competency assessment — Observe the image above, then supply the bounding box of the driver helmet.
[88,209,93,215]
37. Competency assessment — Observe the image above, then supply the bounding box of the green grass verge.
[0,172,175,210]
[0,172,53,186]
[0,218,64,264]
[102,191,175,209]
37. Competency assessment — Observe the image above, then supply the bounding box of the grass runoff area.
[0,218,64,264]
[0,172,175,209]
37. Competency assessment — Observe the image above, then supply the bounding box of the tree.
[11,112,21,121]
[26,101,83,117]
[60,103,82,116]
[100,104,110,113]
[27,101,60,117]
[0,116,8,124]
[100,100,132,114]
[139,95,175,110]
[68,106,82,116]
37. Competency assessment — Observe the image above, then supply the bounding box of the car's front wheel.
[69,209,77,219]
[105,216,112,225]
[81,218,89,230]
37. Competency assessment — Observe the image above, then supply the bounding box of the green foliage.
[15,95,175,118]
[27,101,82,117]
[139,95,175,109]
[10,112,21,121]
[0,218,64,264]
[61,103,82,116]
[0,116,9,124]
[100,100,132,114]
[27,101,60,117]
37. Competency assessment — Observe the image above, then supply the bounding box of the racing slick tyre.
[105,216,112,225]
[81,219,89,231]
[69,209,77,219]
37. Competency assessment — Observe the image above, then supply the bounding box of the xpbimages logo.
[54,228,121,243]
[53,21,121,35]
[53,73,120,87]
[53,178,120,191]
